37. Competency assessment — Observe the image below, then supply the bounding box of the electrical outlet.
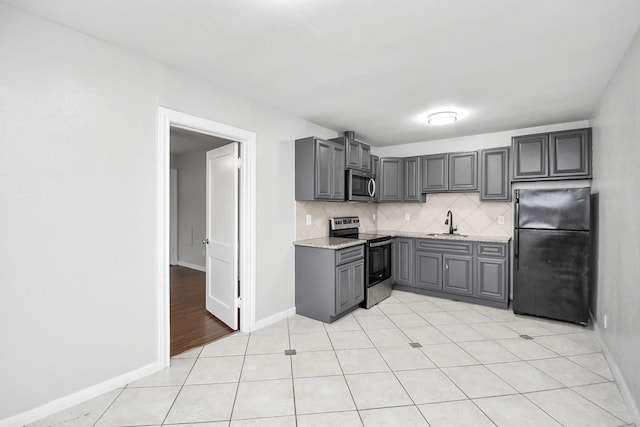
[373,213,376,221]
[305,214,312,225]
[498,215,505,225]
[405,213,410,221]
[603,314,608,329]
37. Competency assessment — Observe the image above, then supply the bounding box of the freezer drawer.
[513,229,591,324]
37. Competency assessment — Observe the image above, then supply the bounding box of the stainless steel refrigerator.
[513,187,591,324]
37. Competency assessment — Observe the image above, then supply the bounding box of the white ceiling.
[4,0,640,146]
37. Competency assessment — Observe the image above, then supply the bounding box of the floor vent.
[519,334,534,340]
[284,349,297,355]
[409,342,423,348]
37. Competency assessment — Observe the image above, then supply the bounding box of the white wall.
[373,120,590,157]
[591,27,640,424]
[0,5,337,422]
[175,150,207,268]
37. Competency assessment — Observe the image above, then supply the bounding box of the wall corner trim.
[253,307,296,331]
[0,362,162,427]
[592,318,640,426]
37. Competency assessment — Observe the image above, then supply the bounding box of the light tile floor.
[30,290,635,426]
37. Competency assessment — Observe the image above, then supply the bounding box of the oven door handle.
[369,239,392,248]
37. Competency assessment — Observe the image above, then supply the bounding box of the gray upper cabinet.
[334,135,372,172]
[549,128,591,177]
[513,134,548,179]
[480,147,511,201]
[379,158,404,202]
[422,151,478,193]
[449,152,478,191]
[421,154,448,192]
[404,156,426,202]
[295,136,345,201]
[371,155,380,179]
[379,157,425,203]
[512,128,591,181]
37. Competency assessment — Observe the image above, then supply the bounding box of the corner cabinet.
[295,137,345,201]
[512,128,591,181]
[379,157,425,203]
[393,237,510,309]
[480,147,511,201]
[295,244,365,323]
[421,151,478,193]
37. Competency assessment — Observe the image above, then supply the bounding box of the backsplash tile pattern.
[296,202,377,240]
[296,194,512,240]
[376,193,512,237]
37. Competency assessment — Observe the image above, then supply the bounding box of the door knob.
[202,238,209,245]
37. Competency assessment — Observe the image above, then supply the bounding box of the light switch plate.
[305,214,312,225]
[405,213,410,221]
[498,215,505,225]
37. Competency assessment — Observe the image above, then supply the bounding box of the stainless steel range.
[329,217,393,308]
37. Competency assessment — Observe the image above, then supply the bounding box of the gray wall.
[0,4,337,421]
[592,27,640,423]
[176,150,207,268]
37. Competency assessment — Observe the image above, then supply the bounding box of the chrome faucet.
[445,210,457,235]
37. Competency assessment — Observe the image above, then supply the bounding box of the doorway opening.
[169,128,236,356]
[157,107,256,367]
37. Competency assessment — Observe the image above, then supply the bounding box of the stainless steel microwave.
[346,169,376,202]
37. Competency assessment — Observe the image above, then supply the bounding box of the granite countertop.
[376,230,511,244]
[294,237,366,250]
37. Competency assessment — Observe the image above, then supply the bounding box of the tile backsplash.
[296,193,512,240]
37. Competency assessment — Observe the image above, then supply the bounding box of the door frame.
[157,107,257,367]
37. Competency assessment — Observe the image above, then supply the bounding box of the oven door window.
[368,243,391,286]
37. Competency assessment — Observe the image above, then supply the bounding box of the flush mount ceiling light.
[427,111,458,125]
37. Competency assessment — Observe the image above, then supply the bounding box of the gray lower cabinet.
[415,251,442,290]
[476,242,508,302]
[512,127,591,181]
[480,147,511,201]
[393,238,414,286]
[443,255,473,296]
[395,238,509,308]
[295,136,345,201]
[295,244,365,323]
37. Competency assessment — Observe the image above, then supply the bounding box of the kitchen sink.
[426,233,468,237]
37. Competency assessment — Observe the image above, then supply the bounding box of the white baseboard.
[253,307,296,331]
[592,319,640,426]
[0,362,162,427]
[177,261,205,272]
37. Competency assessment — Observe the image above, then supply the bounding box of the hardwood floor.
[170,265,233,356]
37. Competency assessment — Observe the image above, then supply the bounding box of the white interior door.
[204,143,239,329]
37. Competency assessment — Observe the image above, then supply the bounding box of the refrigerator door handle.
[514,190,519,270]
[514,229,519,270]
